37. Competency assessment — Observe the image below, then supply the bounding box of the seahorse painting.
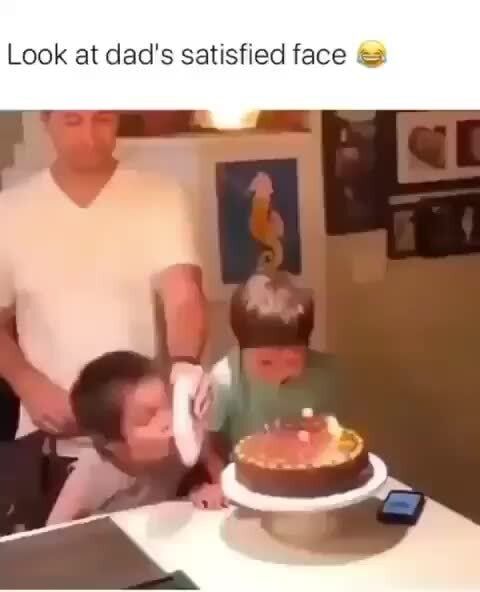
[248,171,285,272]
[216,158,301,284]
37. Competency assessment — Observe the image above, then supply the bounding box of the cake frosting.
[233,413,370,497]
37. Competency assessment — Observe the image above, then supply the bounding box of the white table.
[4,477,480,589]
[117,477,480,589]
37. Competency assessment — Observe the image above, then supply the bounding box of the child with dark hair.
[47,350,212,525]
[201,272,342,498]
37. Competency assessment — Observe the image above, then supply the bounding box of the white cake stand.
[221,453,388,545]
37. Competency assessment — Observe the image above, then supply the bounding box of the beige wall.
[328,237,480,523]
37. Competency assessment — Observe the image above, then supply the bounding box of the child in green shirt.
[195,272,342,508]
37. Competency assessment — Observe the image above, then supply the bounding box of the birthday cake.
[233,412,370,498]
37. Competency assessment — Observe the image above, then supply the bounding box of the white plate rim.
[221,453,388,513]
[172,376,204,467]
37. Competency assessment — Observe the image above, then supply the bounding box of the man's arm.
[0,222,75,435]
[0,206,71,434]
[0,221,36,405]
[157,263,207,361]
[0,306,33,393]
[0,306,76,434]
[0,206,33,397]
[149,175,207,363]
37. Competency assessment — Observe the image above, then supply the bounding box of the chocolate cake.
[233,414,370,497]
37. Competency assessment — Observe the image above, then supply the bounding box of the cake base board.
[260,511,338,546]
[222,453,387,546]
[221,453,387,513]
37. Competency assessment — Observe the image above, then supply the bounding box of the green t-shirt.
[209,348,342,449]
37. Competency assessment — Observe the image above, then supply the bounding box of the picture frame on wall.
[388,203,417,259]
[388,111,480,194]
[216,158,302,284]
[322,111,386,235]
[388,191,480,259]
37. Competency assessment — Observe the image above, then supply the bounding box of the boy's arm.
[47,450,131,525]
[200,356,234,483]
[200,431,230,484]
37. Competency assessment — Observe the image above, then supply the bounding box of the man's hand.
[17,368,77,436]
[170,362,212,424]
[189,483,228,510]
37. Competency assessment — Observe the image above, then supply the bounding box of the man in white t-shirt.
[0,111,208,531]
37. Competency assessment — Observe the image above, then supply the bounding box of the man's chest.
[11,210,158,296]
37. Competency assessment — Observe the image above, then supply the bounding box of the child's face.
[121,377,173,466]
[242,346,307,385]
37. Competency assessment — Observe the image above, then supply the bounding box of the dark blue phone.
[377,490,426,525]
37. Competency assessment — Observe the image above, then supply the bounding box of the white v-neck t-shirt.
[0,165,199,457]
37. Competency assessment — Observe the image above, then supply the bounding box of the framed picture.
[388,191,480,259]
[457,119,480,167]
[216,158,302,284]
[388,203,417,259]
[322,111,387,235]
[390,111,480,193]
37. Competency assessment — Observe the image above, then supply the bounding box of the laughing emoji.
[357,40,386,68]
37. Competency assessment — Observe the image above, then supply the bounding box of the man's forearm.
[164,291,207,361]
[0,322,35,396]
[157,264,208,363]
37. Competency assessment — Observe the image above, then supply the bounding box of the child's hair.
[230,272,314,348]
[71,350,160,441]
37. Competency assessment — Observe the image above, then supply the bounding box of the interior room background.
[1,110,479,525]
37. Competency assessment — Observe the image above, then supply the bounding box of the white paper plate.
[172,375,204,467]
[221,453,388,513]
